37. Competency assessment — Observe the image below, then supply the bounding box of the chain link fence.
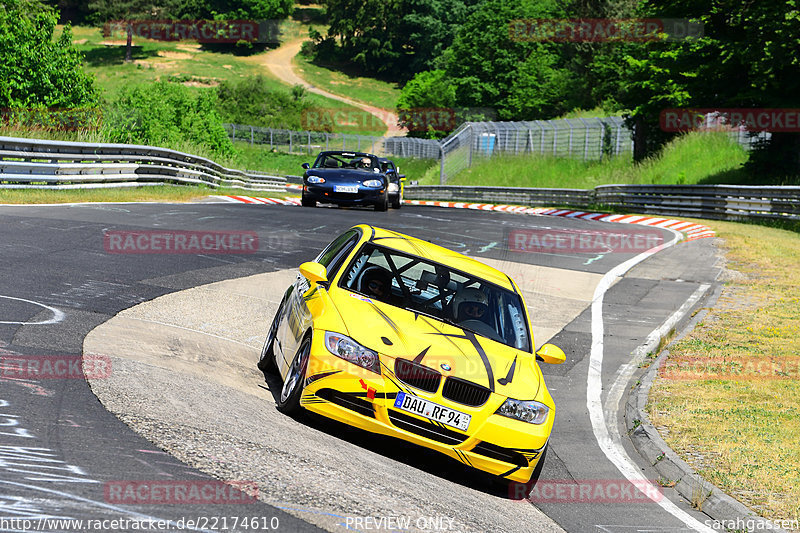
[225,119,764,184]
[438,117,633,184]
[223,124,440,159]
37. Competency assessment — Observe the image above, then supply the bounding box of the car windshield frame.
[313,152,379,170]
[336,242,532,352]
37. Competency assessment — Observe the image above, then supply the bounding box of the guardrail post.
[289,131,293,153]
[250,126,254,146]
[270,128,273,149]
[439,144,445,185]
[232,124,236,142]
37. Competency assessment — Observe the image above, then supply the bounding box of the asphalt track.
[0,201,722,532]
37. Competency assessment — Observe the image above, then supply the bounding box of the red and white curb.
[211,195,301,206]
[405,200,716,242]
[215,196,715,242]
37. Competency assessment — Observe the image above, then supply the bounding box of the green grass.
[420,132,753,187]
[293,54,402,112]
[648,220,800,522]
[59,24,372,130]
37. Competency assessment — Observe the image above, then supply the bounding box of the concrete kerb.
[625,283,789,533]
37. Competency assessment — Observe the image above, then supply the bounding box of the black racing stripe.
[499,465,522,478]
[413,346,430,364]
[497,356,516,386]
[464,331,495,392]
[455,449,474,467]
[305,370,341,386]
[382,368,411,395]
[369,302,404,342]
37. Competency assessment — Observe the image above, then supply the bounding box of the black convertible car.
[300,151,389,211]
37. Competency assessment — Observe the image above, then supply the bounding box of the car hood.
[332,290,541,399]
[306,168,385,182]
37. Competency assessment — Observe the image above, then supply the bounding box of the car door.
[275,230,363,372]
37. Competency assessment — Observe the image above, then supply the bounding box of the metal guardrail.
[0,136,287,192]
[405,184,800,221]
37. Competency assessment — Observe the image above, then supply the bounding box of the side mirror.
[536,343,566,365]
[299,261,327,285]
[301,163,310,169]
[399,175,406,181]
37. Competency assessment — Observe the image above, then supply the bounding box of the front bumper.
[300,335,551,482]
[304,185,385,206]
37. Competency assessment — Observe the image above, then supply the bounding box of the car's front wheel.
[390,189,402,209]
[374,191,388,212]
[301,193,316,207]
[276,335,311,415]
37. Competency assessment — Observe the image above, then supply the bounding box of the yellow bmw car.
[258,225,565,483]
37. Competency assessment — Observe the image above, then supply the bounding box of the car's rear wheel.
[257,300,283,376]
[301,193,316,207]
[374,191,388,211]
[390,190,402,209]
[276,335,311,415]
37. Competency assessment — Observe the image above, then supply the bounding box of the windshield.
[339,243,531,352]
[313,152,378,170]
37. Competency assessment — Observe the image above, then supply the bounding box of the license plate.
[393,392,470,431]
[334,185,359,193]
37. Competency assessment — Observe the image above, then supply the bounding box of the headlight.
[307,176,325,184]
[362,179,383,187]
[387,183,399,192]
[496,398,549,424]
[324,331,380,374]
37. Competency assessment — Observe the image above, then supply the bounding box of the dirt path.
[259,38,405,137]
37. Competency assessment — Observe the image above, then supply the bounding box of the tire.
[374,191,388,212]
[275,335,311,416]
[301,193,316,207]
[257,300,283,376]
[390,190,402,209]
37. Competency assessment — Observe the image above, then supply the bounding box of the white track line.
[0,295,65,325]
[586,230,716,532]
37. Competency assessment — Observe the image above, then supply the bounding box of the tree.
[88,1,176,61]
[318,0,480,79]
[0,0,97,111]
[429,0,577,120]
[607,0,800,172]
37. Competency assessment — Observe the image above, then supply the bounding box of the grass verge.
[422,132,754,187]
[293,53,401,112]
[647,220,800,523]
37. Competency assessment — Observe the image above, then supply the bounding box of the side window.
[315,230,360,278]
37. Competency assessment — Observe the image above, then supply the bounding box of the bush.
[0,1,97,109]
[103,82,233,156]
[215,75,327,131]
